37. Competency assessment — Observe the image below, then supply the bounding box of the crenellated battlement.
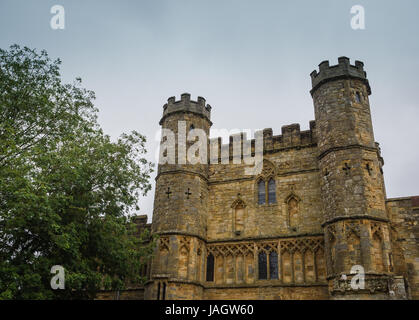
[310,57,371,95]
[209,121,317,163]
[159,93,212,125]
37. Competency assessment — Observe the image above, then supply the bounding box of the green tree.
[0,45,155,299]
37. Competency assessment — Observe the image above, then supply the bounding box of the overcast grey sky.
[1,0,418,222]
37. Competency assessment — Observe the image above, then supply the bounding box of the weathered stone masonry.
[113,58,418,300]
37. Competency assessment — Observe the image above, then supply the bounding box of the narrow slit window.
[355,92,361,103]
[268,179,276,204]
[162,283,166,300]
[258,180,265,204]
[206,253,214,282]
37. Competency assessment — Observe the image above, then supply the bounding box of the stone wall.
[386,196,419,299]
[207,146,323,241]
[204,285,329,300]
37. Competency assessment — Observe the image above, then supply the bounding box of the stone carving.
[260,159,277,178]
[159,236,170,252]
[332,277,389,294]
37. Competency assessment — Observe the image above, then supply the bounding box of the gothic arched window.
[269,251,278,279]
[258,180,265,204]
[258,249,278,280]
[257,178,277,205]
[206,253,214,282]
[268,179,276,204]
[258,251,267,279]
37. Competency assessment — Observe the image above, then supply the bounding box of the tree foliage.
[0,45,155,299]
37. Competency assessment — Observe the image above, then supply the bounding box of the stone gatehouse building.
[101,57,418,300]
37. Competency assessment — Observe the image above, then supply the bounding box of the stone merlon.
[160,93,212,125]
[310,56,371,95]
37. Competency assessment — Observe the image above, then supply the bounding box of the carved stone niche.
[285,192,301,231]
[231,194,247,236]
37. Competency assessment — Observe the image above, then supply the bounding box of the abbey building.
[101,57,418,300]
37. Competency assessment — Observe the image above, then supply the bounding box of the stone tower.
[144,93,212,300]
[310,57,394,299]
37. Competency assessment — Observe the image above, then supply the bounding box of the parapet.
[131,214,152,237]
[310,57,371,95]
[160,93,212,125]
[209,121,317,163]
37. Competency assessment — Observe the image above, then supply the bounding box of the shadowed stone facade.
[103,57,418,300]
